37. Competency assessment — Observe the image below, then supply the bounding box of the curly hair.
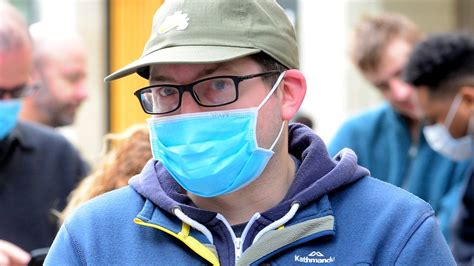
[403,32,474,97]
[59,124,151,224]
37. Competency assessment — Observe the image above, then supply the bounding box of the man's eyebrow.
[0,83,27,91]
[150,63,234,83]
[149,75,171,83]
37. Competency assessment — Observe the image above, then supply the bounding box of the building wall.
[74,0,107,163]
[108,0,163,134]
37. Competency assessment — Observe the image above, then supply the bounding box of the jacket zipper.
[215,213,260,264]
[235,237,243,261]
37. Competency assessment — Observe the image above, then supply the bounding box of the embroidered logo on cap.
[158,11,189,34]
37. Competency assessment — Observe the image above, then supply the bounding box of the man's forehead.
[369,39,411,82]
[45,40,86,60]
[149,57,258,83]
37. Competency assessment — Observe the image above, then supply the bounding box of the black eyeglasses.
[133,71,281,115]
[0,83,38,100]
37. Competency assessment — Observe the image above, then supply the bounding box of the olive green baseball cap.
[105,0,298,81]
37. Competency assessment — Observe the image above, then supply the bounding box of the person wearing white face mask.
[423,95,473,161]
[404,32,474,265]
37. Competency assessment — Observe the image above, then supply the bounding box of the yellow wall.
[109,0,163,133]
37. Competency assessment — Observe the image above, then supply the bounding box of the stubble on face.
[33,44,87,127]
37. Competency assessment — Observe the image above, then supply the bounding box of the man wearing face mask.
[46,1,455,265]
[0,2,88,264]
[404,32,474,265]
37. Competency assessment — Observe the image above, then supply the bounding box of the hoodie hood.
[264,124,370,220]
[129,123,369,223]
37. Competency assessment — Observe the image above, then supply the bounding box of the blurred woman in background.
[59,124,151,224]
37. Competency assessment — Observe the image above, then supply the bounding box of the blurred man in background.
[404,32,474,265]
[0,2,88,265]
[20,22,89,128]
[329,13,471,238]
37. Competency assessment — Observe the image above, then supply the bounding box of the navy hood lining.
[259,124,369,221]
[129,160,217,223]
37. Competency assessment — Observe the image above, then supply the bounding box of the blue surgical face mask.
[423,94,473,161]
[148,72,286,197]
[0,99,22,140]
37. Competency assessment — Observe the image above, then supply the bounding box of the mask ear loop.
[468,114,474,135]
[257,72,286,110]
[444,94,463,127]
[269,122,285,151]
[255,71,286,151]
[468,115,474,157]
[461,115,474,170]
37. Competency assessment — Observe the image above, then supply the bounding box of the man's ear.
[279,69,306,121]
[460,86,474,113]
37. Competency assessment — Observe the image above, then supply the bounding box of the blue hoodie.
[45,124,455,265]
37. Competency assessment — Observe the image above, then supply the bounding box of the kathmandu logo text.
[294,251,335,264]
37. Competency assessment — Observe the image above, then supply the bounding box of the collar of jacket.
[134,199,219,265]
[133,192,336,266]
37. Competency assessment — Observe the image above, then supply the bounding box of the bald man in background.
[0,2,87,265]
[20,22,89,128]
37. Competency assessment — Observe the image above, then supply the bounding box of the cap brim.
[105,45,261,82]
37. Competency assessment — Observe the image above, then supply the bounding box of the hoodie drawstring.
[252,202,300,245]
[173,207,214,244]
